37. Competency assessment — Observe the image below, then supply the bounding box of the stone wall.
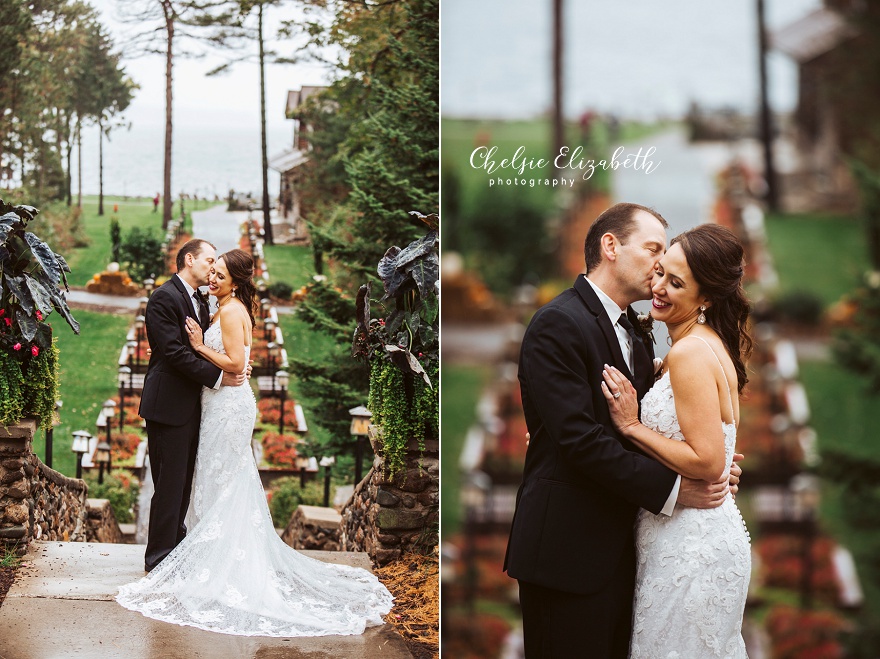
[281,505,341,551]
[340,440,439,566]
[85,499,124,544]
[0,419,89,555]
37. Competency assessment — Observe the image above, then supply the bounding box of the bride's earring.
[232,288,237,298]
[697,305,706,324]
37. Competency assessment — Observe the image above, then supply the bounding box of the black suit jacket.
[139,275,222,426]
[504,275,678,595]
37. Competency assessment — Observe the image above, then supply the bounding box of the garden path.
[0,541,411,658]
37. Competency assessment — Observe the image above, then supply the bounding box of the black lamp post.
[296,455,309,489]
[276,370,289,435]
[265,318,276,343]
[102,398,116,475]
[320,456,335,507]
[267,342,279,392]
[143,277,155,299]
[792,473,821,609]
[71,430,91,480]
[44,399,62,468]
[94,440,111,484]
[134,315,146,367]
[118,366,130,431]
[349,405,372,485]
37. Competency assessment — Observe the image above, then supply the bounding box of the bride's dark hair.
[671,224,754,394]
[219,248,258,328]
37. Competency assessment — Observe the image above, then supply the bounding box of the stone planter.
[0,418,90,555]
[341,426,439,566]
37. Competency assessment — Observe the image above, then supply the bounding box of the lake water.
[441,0,823,120]
[76,119,292,200]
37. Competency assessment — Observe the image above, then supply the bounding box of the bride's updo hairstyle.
[671,224,754,394]
[219,248,258,328]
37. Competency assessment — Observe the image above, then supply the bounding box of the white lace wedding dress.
[117,323,394,636]
[630,337,751,658]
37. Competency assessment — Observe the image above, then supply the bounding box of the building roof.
[771,7,857,63]
[269,148,309,173]
[284,86,328,118]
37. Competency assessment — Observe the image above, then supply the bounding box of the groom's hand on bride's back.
[678,453,744,508]
[221,371,247,387]
[221,360,253,387]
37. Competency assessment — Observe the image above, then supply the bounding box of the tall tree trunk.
[162,1,174,229]
[65,116,72,207]
[76,120,82,207]
[259,4,273,245]
[98,117,104,216]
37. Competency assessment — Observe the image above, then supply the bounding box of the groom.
[139,238,248,572]
[504,203,739,658]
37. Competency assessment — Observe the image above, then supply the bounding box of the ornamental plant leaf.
[25,278,53,315]
[47,287,80,334]
[383,345,432,387]
[4,275,34,315]
[24,232,62,284]
[15,309,37,342]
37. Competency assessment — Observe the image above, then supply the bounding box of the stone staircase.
[0,541,411,658]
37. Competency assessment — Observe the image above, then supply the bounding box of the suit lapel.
[573,277,634,381]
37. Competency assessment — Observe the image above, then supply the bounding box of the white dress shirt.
[175,274,222,390]
[585,275,680,516]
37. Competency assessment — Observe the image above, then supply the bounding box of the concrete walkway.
[0,541,411,658]
[191,206,250,255]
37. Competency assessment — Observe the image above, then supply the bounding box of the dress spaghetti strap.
[679,334,737,427]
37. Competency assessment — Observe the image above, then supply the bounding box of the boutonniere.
[194,289,209,305]
[637,312,656,345]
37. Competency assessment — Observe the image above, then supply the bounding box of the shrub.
[773,290,824,325]
[261,431,300,468]
[119,227,165,283]
[267,281,293,300]
[268,477,333,527]
[85,471,140,524]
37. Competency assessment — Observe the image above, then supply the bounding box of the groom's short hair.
[584,203,668,272]
[176,238,216,271]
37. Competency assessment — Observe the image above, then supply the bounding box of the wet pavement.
[0,541,411,658]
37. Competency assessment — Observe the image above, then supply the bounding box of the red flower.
[31,346,39,357]
[35,310,42,321]
[13,343,21,351]
[0,309,5,316]
[4,318,11,326]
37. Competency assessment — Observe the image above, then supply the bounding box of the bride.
[117,249,394,636]
[600,224,752,658]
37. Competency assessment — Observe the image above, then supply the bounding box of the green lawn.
[440,364,494,535]
[764,211,880,621]
[799,360,880,619]
[763,212,870,306]
[31,310,132,478]
[263,244,316,290]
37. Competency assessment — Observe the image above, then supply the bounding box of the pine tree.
[290,0,439,457]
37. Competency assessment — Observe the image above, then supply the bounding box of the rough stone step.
[0,541,411,658]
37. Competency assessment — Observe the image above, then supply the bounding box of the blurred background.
[440,1,880,656]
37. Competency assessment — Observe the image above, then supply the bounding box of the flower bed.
[260,431,301,468]
[765,605,850,659]
[257,397,297,426]
[757,534,840,604]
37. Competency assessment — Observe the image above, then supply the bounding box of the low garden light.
[265,318,276,343]
[319,456,335,507]
[260,298,270,318]
[276,370,290,435]
[134,316,146,365]
[349,406,372,485]
[295,455,310,489]
[118,366,131,431]
[144,277,155,298]
[268,342,280,391]
[94,440,111,485]
[792,473,821,610]
[102,399,116,473]
[71,430,91,480]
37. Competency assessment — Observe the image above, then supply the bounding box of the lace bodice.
[630,338,751,658]
[117,322,393,636]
